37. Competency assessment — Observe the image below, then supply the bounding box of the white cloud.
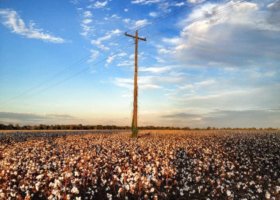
[131,0,161,5]
[187,0,206,4]
[88,49,100,62]
[115,77,161,90]
[70,0,80,5]
[0,9,64,43]
[115,71,184,90]
[162,109,280,128]
[106,55,116,65]
[105,52,128,67]
[110,29,122,35]
[163,1,280,68]
[0,112,76,125]
[124,8,129,12]
[83,10,92,18]
[174,2,185,7]
[117,60,134,67]
[131,0,179,13]
[133,19,150,29]
[80,10,93,37]
[139,66,172,74]
[93,1,108,9]
[83,18,92,24]
[158,66,280,127]
[162,37,181,45]
[157,46,173,54]
[91,29,121,50]
[149,12,158,17]
[111,14,120,19]
[123,18,131,24]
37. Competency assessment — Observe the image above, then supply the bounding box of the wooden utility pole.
[125,30,146,138]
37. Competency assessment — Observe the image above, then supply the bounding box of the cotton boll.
[276,186,280,193]
[71,186,79,194]
[265,191,271,199]
[35,182,40,191]
[36,174,44,180]
[226,190,232,197]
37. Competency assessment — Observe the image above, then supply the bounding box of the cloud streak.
[162,109,280,128]
[0,112,76,124]
[0,9,65,43]
[91,29,121,50]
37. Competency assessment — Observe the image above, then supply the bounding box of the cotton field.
[0,130,279,200]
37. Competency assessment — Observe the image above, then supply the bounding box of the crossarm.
[125,32,146,41]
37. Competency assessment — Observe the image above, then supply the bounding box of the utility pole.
[125,30,146,138]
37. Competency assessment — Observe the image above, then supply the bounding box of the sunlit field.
[0,130,280,200]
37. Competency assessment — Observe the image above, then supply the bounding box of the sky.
[0,0,279,128]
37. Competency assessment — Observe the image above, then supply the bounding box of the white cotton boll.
[134,174,139,182]
[150,187,155,193]
[66,172,72,178]
[74,171,79,177]
[180,189,184,196]
[154,194,158,200]
[265,191,271,199]
[35,182,40,191]
[118,188,123,195]
[226,190,231,197]
[237,182,242,189]
[54,179,61,188]
[198,186,203,193]
[19,184,25,191]
[132,155,137,161]
[124,184,130,191]
[0,192,4,198]
[11,192,16,197]
[76,197,81,200]
[116,166,122,174]
[52,189,60,197]
[107,193,112,200]
[183,185,190,191]
[71,186,79,194]
[102,179,107,186]
[276,186,280,193]
[36,174,44,180]
[156,161,160,167]
[257,188,262,193]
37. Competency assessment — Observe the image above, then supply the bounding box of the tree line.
[0,124,277,130]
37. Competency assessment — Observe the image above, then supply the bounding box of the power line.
[0,1,193,107]
[0,0,250,108]
[0,41,136,105]
[0,54,90,105]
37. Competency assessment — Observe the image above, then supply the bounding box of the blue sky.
[0,0,279,128]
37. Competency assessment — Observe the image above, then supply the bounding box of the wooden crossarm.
[125,32,146,41]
